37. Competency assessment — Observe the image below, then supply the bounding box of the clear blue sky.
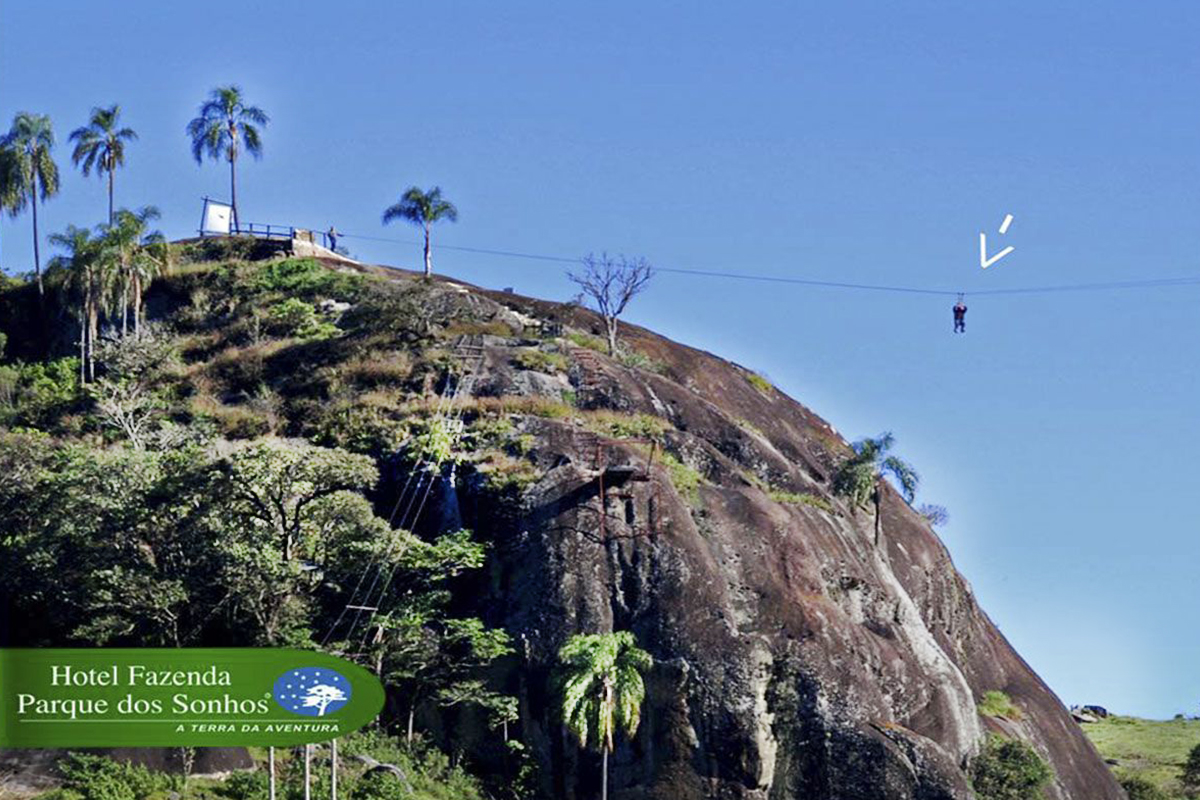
[3,2,1197,718]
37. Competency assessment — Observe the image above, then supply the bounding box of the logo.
[272,668,352,717]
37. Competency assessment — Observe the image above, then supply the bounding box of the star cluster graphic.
[273,667,352,717]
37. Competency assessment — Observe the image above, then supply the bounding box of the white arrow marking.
[980,232,1014,269]
[999,213,1014,234]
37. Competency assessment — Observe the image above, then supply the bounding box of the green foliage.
[565,331,606,352]
[216,770,268,800]
[660,451,703,504]
[832,431,919,507]
[970,735,1053,800]
[746,372,773,394]
[1182,742,1200,794]
[249,257,361,300]
[583,410,669,440]
[768,488,834,513]
[558,631,652,755]
[977,690,1023,720]
[265,297,339,339]
[410,416,461,466]
[57,753,179,800]
[0,357,82,426]
[616,349,667,374]
[511,347,568,373]
[1120,775,1170,800]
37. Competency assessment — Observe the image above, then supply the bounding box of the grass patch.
[1083,715,1200,796]
[566,331,606,352]
[617,349,668,374]
[511,348,569,373]
[659,451,703,505]
[977,690,1023,720]
[581,410,669,440]
[769,488,834,514]
[443,319,516,338]
[746,371,774,395]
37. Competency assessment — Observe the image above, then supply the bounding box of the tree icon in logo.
[273,668,352,717]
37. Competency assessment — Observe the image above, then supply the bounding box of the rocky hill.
[0,251,1123,799]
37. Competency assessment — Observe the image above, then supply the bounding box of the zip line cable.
[339,231,1200,298]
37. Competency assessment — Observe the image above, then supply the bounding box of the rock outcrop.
[410,277,1123,800]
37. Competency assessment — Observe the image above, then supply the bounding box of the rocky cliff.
[400,274,1124,800]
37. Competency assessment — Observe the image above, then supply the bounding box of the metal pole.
[330,739,338,800]
[268,747,276,800]
[303,744,311,800]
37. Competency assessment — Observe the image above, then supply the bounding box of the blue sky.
[2,2,1197,718]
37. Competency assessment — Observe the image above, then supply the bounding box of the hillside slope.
[0,252,1123,799]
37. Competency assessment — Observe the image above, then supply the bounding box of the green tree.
[103,206,167,333]
[832,431,919,545]
[186,86,268,231]
[970,734,1052,800]
[382,186,458,278]
[0,144,26,270]
[69,104,138,225]
[1181,742,1200,796]
[558,631,653,800]
[47,224,102,381]
[2,112,61,295]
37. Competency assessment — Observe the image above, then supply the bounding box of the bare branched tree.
[567,253,654,356]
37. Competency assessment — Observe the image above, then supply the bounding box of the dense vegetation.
[1083,715,1200,799]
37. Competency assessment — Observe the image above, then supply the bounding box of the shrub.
[217,769,268,800]
[249,257,361,299]
[746,372,773,395]
[1182,743,1200,795]
[617,349,668,374]
[769,489,834,513]
[565,331,606,352]
[57,753,178,800]
[977,690,1023,720]
[582,410,669,439]
[659,451,703,504]
[918,503,950,527]
[1120,776,1169,800]
[970,735,1052,800]
[0,358,82,427]
[266,298,339,340]
[511,348,569,373]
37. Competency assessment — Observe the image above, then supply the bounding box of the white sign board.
[200,198,233,235]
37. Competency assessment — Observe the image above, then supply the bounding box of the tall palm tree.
[186,86,268,231]
[69,104,138,226]
[0,145,27,272]
[48,225,101,380]
[559,631,652,800]
[382,186,458,277]
[103,206,164,334]
[832,432,919,545]
[3,112,60,295]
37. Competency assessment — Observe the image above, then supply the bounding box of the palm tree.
[48,225,101,380]
[69,104,138,226]
[186,86,268,231]
[382,186,458,277]
[0,145,27,271]
[3,112,60,295]
[103,206,164,334]
[832,432,919,545]
[559,631,652,800]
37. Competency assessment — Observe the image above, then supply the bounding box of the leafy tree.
[558,631,653,800]
[186,86,269,230]
[103,206,167,334]
[2,112,60,294]
[567,253,654,356]
[382,186,458,278]
[69,104,138,225]
[832,431,919,545]
[1181,742,1200,796]
[970,734,1052,800]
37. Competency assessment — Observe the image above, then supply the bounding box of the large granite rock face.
[430,283,1124,800]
